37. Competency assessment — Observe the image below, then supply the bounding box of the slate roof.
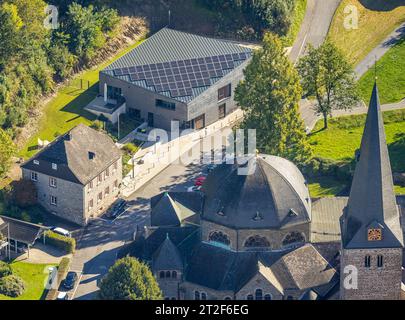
[101,28,253,103]
[152,235,183,271]
[341,83,404,249]
[151,192,203,227]
[0,216,45,245]
[201,155,311,230]
[21,124,122,185]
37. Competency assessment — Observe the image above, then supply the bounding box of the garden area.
[306,109,405,197]
[0,261,55,300]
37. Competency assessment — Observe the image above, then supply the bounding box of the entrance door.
[148,112,154,127]
[194,114,205,130]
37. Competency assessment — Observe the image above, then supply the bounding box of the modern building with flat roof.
[99,27,253,131]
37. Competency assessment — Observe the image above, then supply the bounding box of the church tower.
[340,83,404,300]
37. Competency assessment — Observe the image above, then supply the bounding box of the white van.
[52,227,71,238]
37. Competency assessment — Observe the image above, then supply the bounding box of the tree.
[11,179,37,208]
[0,129,15,178]
[99,257,162,300]
[297,41,360,129]
[235,32,312,164]
[0,3,23,67]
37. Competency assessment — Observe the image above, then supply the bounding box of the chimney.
[104,83,108,103]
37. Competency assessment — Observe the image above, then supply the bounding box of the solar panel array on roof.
[111,52,251,99]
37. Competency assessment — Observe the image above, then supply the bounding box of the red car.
[194,176,207,186]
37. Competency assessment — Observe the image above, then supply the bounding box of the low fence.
[121,109,244,196]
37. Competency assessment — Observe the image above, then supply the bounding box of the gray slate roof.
[21,124,121,185]
[0,215,45,245]
[152,235,183,271]
[102,28,252,103]
[341,83,404,249]
[150,192,203,227]
[201,155,311,230]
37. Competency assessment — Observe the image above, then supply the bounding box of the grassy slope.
[328,0,405,66]
[19,39,145,159]
[282,0,308,46]
[0,262,56,300]
[308,110,405,197]
[358,39,405,104]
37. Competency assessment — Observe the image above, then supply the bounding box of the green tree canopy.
[99,257,162,300]
[0,3,23,67]
[0,128,15,178]
[297,41,360,129]
[235,32,312,164]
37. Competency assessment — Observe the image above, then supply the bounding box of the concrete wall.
[22,168,85,225]
[340,247,403,300]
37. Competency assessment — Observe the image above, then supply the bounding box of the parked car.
[194,176,207,186]
[57,291,69,300]
[51,227,71,238]
[62,272,78,291]
[187,186,201,192]
[107,199,127,219]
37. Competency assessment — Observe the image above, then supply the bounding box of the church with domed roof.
[124,84,404,300]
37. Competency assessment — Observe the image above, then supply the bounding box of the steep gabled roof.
[21,124,121,185]
[341,83,404,249]
[152,234,183,271]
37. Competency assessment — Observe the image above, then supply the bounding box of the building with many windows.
[122,84,404,300]
[98,27,253,131]
[21,124,122,225]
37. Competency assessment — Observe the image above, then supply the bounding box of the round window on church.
[282,232,305,247]
[208,231,231,246]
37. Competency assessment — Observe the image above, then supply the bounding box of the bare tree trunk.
[323,111,328,129]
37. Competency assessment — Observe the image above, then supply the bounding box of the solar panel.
[116,50,251,99]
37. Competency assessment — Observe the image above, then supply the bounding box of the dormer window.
[288,209,298,217]
[52,163,57,170]
[253,211,263,221]
[33,160,39,165]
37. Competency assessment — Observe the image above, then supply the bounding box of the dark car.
[63,272,78,290]
[107,199,127,219]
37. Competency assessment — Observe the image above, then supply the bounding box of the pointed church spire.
[341,83,403,249]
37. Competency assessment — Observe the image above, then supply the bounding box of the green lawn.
[19,39,145,160]
[328,0,405,66]
[308,176,348,198]
[282,0,308,46]
[358,38,405,104]
[308,110,405,196]
[0,262,56,300]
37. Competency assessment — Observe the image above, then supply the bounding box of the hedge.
[45,257,71,300]
[44,231,76,254]
[300,157,353,183]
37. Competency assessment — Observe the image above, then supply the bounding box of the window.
[113,180,118,191]
[33,160,39,165]
[224,297,232,300]
[282,232,305,247]
[107,86,122,99]
[218,84,231,101]
[156,99,176,111]
[165,271,171,278]
[49,177,57,188]
[89,180,93,191]
[255,289,263,300]
[209,231,231,246]
[31,172,38,181]
[105,187,110,197]
[286,296,294,300]
[88,199,94,211]
[247,295,253,300]
[98,192,103,203]
[218,103,226,119]
[98,174,103,184]
[365,255,371,268]
[113,162,118,172]
[105,168,110,178]
[201,293,207,300]
[160,271,165,279]
[50,196,57,206]
[172,271,177,279]
[194,291,200,300]
[377,255,383,268]
[264,294,272,300]
[244,235,270,249]
[52,163,57,170]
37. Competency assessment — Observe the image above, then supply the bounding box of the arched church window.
[172,271,177,279]
[166,271,171,278]
[160,271,165,278]
[264,294,272,300]
[224,296,232,300]
[195,291,200,300]
[247,294,254,300]
[201,292,207,300]
[209,231,231,246]
[244,235,270,248]
[282,232,305,247]
[255,289,263,300]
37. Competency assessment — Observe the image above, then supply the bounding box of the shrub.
[44,231,76,254]
[122,143,138,155]
[0,261,12,278]
[0,275,25,297]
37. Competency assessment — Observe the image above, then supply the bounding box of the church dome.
[201,155,311,230]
